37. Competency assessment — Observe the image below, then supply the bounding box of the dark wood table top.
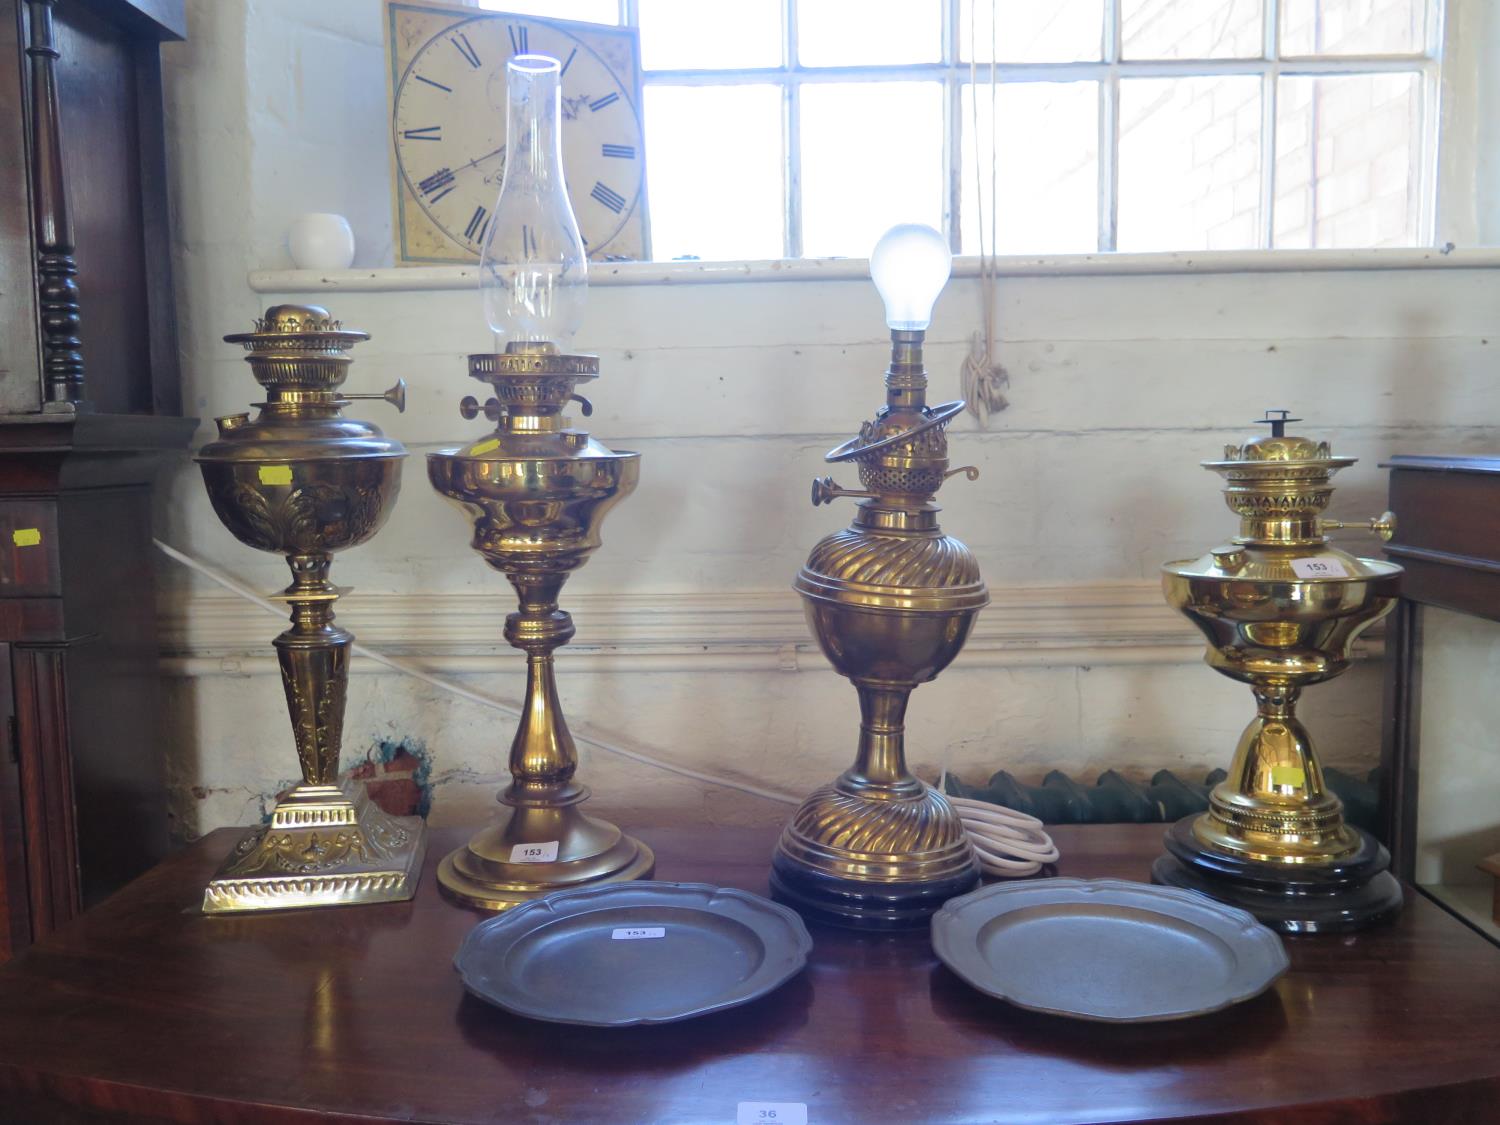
[1,821,1498,1124]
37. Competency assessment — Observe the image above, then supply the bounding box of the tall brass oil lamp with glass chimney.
[195,304,426,913]
[771,224,985,929]
[1152,411,1404,932]
[427,54,652,911]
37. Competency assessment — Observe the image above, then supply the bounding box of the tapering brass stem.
[273,554,349,787]
[845,685,919,792]
[501,575,586,806]
[1196,677,1354,862]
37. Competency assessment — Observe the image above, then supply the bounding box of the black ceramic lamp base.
[769,855,979,931]
[1151,815,1404,934]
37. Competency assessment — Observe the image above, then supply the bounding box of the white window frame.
[613,0,1444,259]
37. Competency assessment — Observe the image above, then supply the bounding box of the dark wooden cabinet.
[0,0,192,959]
[1380,455,1500,945]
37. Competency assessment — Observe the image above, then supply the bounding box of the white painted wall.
[154,0,1500,839]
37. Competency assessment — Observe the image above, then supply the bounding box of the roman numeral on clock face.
[590,182,627,213]
[465,205,489,242]
[418,167,456,202]
[451,33,480,68]
[588,92,619,112]
[601,144,635,159]
[414,75,451,93]
[508,24,528,54]
[403,125,441,141]
[522,224,537,257]
[560,47,578,76]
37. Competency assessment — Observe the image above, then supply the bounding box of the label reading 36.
[736,1103,807,1125]
[1290,557,1348,579]
[509,841,559,863]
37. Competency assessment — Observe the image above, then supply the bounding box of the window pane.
[962,82,1099,254]
[1274,73,1420,248]
[1121,0,1264,59]
[476,0,617,20]
[800,83,944,258]
[1281,0,1426,55]
[638,0,781,70]
[799,0,941,66]
[961,0,1103,62]
[1118,76,1262,250]
[645,85,784,260]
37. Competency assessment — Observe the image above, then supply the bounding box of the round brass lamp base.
[769,854,979,930]
[1151,815,1402,934]
[770,783,980,929]
[437,810,655,912]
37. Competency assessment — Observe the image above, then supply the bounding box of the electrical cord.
[154,539,803,806]
[156,539,1061,873]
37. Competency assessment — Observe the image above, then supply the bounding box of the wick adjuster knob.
[344,378,407,413]
[460,395,502,422]
[945,466,980,483]
[1319,510,1397,542]
[811,477,877,506]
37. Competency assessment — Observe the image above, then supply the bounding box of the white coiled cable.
[946,791,1060,878]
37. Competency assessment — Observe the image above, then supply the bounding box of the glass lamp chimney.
[479,55,587,352]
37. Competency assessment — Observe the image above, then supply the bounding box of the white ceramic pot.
[288,212,355,270]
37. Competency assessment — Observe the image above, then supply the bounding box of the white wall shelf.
[249,247,1500,293]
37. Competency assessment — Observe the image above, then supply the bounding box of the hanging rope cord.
[959,2,1009,424]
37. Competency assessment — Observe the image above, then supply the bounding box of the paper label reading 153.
[1290,557,1349,580]
[610,927,665,940]
[736,1104,807,1125]
[508,841,559,864]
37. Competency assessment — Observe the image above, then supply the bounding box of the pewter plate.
[931,878,1289,1023]
[454,881,813,1027]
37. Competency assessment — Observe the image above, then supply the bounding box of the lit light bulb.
[479,55,587,351]
[870,223,952,332]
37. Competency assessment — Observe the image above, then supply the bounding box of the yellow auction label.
[1270,765,1306,788]
[10,528,41,547]
[257,464,294,485]
[470,438,501,455]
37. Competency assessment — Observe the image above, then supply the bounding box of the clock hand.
[456,144,505,172]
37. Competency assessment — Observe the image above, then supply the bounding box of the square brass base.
[202,781,427,914]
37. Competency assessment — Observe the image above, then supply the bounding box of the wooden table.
[1,822,1498,1124]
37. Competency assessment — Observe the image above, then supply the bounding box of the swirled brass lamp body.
[770,329,985,928]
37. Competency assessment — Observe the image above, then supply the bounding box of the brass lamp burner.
[195,304,425,913]
[426,345,653,911]
[771,319,985,929]
[1151,410,1404,933]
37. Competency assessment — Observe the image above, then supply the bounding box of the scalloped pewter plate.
[932,877,1289,1023]
[454,881,813,1027]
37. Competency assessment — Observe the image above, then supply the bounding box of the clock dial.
[393,15,645,260]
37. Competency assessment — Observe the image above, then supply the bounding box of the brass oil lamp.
[771,224,985,928]
[196,304,425,913]
[426,54,652,911]
[1152,411,1403,932]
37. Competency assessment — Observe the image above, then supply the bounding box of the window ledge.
[249,247,1500,293]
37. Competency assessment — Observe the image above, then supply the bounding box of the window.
[480,0,1442,260]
